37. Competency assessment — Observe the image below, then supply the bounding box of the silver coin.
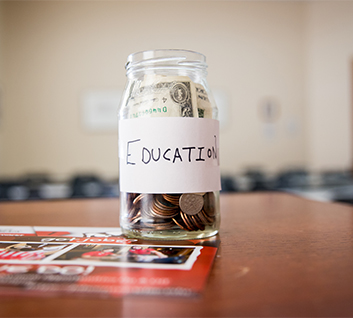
[179,193,204,216]
[203,192,216,217]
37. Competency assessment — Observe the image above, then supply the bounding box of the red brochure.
[0,226,219,298]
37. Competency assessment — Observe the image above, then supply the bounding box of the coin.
[203,192,216,217]
[162,193,181,205]
[190,214,205,230]
[150,195,179,219]
[179,193,204,216]
[180,211,196,230]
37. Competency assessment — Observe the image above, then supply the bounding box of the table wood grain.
[1,192,353,317]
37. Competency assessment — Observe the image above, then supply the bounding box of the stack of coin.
[123,192,216,232]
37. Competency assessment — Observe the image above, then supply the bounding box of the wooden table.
[1,192,353,317]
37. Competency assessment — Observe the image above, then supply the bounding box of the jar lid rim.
[126,49,207,72]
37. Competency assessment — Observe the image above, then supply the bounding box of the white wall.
[0,1,3,84]
[0,1,4,171]
[306,2,353,171]
[0,1,339,180]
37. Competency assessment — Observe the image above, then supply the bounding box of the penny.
[172,216,188,231]
[162,193,181,206]
[179,193,204,216]
[191,214,205,230]
[180,211,196,231]
[197,209,214,225]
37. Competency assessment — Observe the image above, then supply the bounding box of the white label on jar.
[119,117,221,194]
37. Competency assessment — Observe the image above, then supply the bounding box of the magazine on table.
[0,226,219,298]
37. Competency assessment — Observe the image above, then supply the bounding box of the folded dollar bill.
[125,75,213,119]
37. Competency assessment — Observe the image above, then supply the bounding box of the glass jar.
[118,49,220,240]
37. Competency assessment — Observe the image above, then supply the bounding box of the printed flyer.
[0,226,219,298]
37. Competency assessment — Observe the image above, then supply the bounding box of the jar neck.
[125,49,208,80]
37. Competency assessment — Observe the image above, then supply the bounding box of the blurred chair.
[244,169,270,191]
[274,169,310,190]
[220,175,238,193]
[69,174,105,198]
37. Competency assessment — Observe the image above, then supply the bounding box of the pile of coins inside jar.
[124,192,216,231]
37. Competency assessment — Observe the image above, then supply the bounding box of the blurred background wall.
[0,1,4,171]
[306,2,353,171]
[0,1,351,181]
